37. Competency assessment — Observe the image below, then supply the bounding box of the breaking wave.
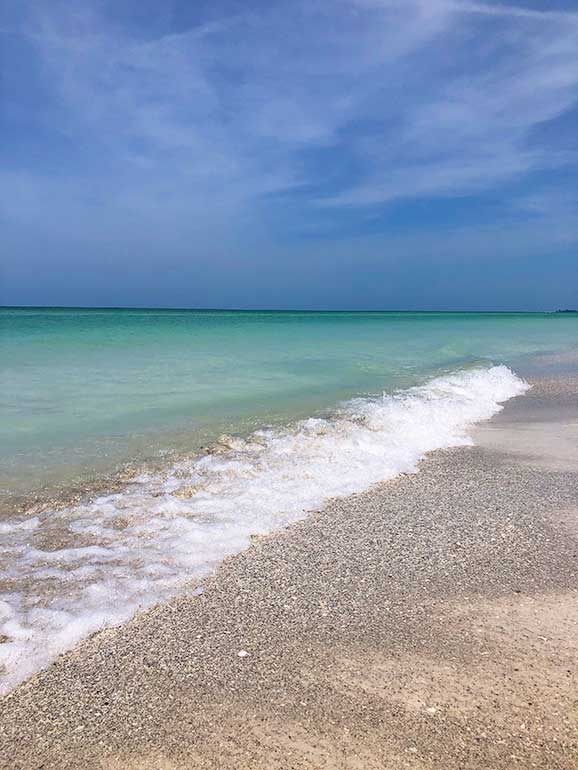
[0,365,528,693]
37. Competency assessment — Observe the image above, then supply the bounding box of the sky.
[1,0,577,310]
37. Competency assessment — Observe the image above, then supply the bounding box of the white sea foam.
[0,365,528,693]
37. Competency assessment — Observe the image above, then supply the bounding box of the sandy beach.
[5,0,578,764]
[1,373,576,770]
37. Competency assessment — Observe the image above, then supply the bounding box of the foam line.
[0,365,528,694]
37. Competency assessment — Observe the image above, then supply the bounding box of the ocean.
[1,307,576,692]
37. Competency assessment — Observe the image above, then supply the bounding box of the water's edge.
[0,365,528,694]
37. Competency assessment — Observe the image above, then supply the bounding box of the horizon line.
[0,304,574,314]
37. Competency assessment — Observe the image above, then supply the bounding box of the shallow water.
[2,308,577,500]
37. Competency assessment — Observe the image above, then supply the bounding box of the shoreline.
[5,346,576,518]
[6,343,578,518]
[0,365,528,695]
[1,360,536,518]
[1,373,577,769]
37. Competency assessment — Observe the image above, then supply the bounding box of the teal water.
[2,307,577,501]
[1,306,577,693]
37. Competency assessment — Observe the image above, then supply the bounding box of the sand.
[0,375,576,769]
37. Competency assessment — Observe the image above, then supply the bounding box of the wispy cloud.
[319,1,578,205]
[1,0,577,267]
[4,0,578,219]
[452,1,578,22]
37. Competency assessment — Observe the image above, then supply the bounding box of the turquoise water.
[2,307,577,501]
[1,306,577,693]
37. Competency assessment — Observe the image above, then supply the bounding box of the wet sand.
[1,375,577,769]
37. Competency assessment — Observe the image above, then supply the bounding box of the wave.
[0,365,528,694]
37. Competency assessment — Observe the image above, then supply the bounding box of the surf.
[0,365,528,694]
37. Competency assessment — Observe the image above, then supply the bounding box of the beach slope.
[1,376,577,770]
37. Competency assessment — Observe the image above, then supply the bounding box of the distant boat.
[555,309,577,313]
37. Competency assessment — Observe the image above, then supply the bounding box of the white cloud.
[3,0,578,230]
[320,1,578,206]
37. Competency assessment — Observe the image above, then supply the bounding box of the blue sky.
[1,0,577,310]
